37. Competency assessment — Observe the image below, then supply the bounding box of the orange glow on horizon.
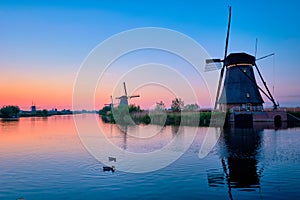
[0,68,75,110]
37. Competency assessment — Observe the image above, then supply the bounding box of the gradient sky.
[1,0,300,110]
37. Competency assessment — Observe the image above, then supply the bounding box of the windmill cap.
[225,52,255,67]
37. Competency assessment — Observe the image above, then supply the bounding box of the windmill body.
[119,96,129,106]
[218,53,264,111]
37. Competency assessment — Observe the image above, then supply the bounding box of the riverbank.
[101,110,300,127]
[20,110,73,118]
[0,111,74,119]
[101,111,227,127]
[0,110,100,119]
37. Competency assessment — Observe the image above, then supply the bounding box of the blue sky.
[0,0,300,108]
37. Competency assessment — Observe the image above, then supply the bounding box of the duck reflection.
[208,127,264,198]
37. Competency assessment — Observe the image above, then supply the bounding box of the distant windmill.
[206,6,278,111]
[115,82,140,106]
[104,96,115,110]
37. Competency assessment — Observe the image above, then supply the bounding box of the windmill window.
[246,93,250,98]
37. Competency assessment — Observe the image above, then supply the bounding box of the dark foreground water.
[0,114,299,200]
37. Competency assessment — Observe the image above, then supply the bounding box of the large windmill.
[206,7,278,112]
[116,82,140,106]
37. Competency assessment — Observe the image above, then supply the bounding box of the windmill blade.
[205,59,223,64]
[110,95,114,105]
[205,59,223,72]
[129,95,140,99]
[214,6,231,110]
[256,53,274,61]
[123,82,128,96]
[205,62,223,72]
[224,6,231,60]
[104,103,115,107]
[105,102,116,106]
[255,38,258,58]
[214,65,225,110]
[254,63,278,109]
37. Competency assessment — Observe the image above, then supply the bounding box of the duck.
[103,166,115,172]
[108,157,116,162]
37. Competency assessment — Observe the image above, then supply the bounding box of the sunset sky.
[1,0,300,110]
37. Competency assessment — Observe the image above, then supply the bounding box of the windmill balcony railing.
[229,105,264,113]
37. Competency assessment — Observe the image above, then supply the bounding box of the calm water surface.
[0,114,299,199]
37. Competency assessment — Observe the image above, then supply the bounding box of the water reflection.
[119,125,128,150]
[209,127,264,199]
[107,123,186,153]
[0,115,299,199]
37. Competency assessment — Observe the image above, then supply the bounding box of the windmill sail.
[214,6,232,109]
[205,62,222,72]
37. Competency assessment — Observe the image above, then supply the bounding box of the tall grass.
[101,111,218,127]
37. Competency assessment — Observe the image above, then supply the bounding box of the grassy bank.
[101,111,227,127]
